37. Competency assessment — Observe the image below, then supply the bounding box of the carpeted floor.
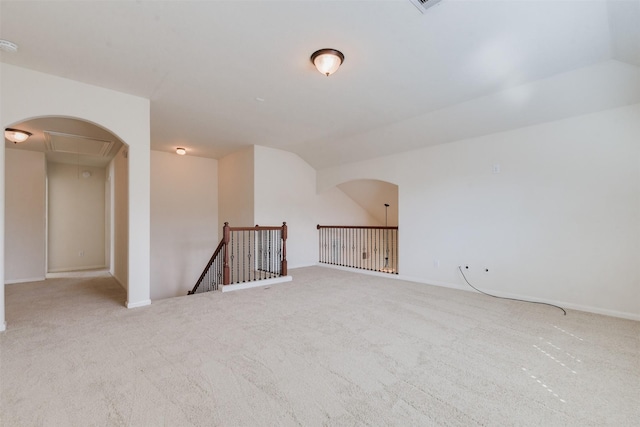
[1,266,638,426]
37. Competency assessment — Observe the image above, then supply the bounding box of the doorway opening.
[5,117,128,289]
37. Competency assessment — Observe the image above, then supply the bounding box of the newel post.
[281,222,288,276]
[223,222,230,285]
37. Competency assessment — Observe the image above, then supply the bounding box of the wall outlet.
[434,260,440,268]
[79,250,85,257]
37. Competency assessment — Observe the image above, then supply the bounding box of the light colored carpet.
[1,266,638,426]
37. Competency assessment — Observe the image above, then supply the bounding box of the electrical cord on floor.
[458,266,566,316]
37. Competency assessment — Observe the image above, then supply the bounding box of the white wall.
[218,147,254,229]
[1,63,151,330]
[318,104,640,320]
[110,146,129,289]
[150,151,218,300]
[47,163,106,272]
[254,146,379,269]
[4,149,46,283]
[104,164,111,270]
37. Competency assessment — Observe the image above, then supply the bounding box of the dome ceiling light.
[5,128,32,144]
[310,49,344,76]
[0,39,18,53]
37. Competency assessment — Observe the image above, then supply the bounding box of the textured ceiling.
[1,0,639,169]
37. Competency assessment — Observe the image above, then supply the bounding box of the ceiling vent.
[44,131,114,157]
[409,0,443,14]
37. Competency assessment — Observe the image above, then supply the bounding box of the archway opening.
[4,116,128,297]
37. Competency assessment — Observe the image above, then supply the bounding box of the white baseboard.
[405,276,640,321]
[5,277,46,285]
[126,299,151,309]
[46,270,110,279]
[316,264,640,321]
[557,303,640,321]
[399,273,640,321]
[315,263,403,280]
[288,262,318,269]
[48,265,107,273]
[222,276,293,292]
[111,274,127,290]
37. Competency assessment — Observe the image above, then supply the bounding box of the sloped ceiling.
[609,0,640,66]
[1,0,639,169]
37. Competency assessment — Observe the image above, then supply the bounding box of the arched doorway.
[4,116,129,299]
[1,64,151,332]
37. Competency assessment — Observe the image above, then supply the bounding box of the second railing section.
[317,225,398,274]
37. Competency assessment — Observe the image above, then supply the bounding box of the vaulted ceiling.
[2,0,639,169]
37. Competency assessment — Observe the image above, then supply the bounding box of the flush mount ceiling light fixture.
[0,39,18,53]
[310,49,344,76]
[176,147,187,155]
[409,0,444,14]
[5,128,32,144]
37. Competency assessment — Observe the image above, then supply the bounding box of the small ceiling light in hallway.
[176,147,187,155]
[0,39,18,53]
[310,49,344,76]
[5,128,32,144]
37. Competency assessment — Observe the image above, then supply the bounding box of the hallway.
[4,273,126,330]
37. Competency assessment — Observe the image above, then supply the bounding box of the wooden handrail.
[223,222,230,285]
[281,222,288,276]
[189,237,225,294]
[191,221,288,293]
[317,224,398,230]
[229,225,284,231]
[223,221,287,285]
